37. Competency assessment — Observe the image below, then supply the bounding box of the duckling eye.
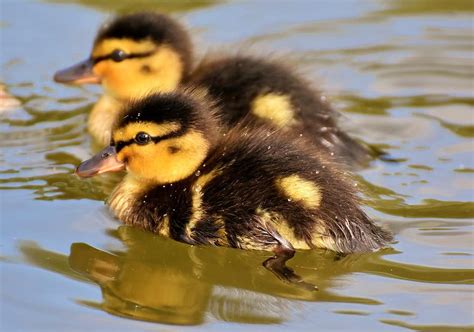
[110,49,128,62]
[135,132,151,145]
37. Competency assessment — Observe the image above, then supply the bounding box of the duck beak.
[54,58,101,84]
[76,146,125,178]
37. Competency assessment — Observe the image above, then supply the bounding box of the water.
[1,0,473,330]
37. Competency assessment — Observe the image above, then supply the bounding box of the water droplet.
[267,146,271,150]
[315,170,320,174]
[330,152,334,156]
[195,170,201,177]
[299,133,303,137]
[287,198,292,202]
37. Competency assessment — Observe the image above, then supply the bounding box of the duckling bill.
[76,89,393,289]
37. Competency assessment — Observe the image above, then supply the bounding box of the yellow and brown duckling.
[55,12,371,167]
[76,89,392,289]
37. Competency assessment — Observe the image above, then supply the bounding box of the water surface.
[1,0,473,331]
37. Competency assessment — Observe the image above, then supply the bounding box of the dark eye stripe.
[91,49,157,65]
[115,128,187,153]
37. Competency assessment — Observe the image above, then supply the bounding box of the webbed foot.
[263,246,318,291]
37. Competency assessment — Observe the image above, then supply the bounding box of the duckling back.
[191,56,371,167]
[197,127,392,253]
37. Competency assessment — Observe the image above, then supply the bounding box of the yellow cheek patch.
[118,130,209,185]
[113,122,181,143]
[275,174,322,209]
[93,38,157,57]
[150,131,209,184]
[92,43,183,100]
[145,45,183,92]
[117,143,155,178]
[256,208,310,250]
[251,93,296,128]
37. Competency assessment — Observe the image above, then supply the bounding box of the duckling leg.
[263,245,318,291]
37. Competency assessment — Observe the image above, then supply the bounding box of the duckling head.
[76,89,219,184]
[54,12,192,101]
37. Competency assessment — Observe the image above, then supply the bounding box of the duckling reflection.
[67,226,387,323]
[69,242,211,325]
[18,231,473,325]
[69,226,294,325]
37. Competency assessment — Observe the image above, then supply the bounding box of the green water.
[1,0,473,330]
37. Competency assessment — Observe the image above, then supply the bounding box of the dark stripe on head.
[95,12,193,75]
[114,127,187,153]
[113,88,222,153]
[91,49,157,65]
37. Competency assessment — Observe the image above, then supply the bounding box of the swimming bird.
[75,88,392,289]
[55,12,371,166]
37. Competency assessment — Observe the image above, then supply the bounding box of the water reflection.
[70,242,212,325]
[45,0,219,14]
[17,225,473,325]
[374,0,474,16]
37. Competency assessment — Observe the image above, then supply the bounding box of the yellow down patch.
[185,167,223,238]
[157,214,170,237]
[256,208,310,250]
[251,93,296,128]
[108,175,150,224]
[276,174,322,209]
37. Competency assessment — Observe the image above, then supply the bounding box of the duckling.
[75,89,392,289]
[55,12,371,167]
